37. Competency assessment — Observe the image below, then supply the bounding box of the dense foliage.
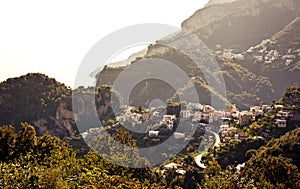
[0,123,162,188]
[0,73,71,126]
[280,86,300,108]
[203,127,300,188]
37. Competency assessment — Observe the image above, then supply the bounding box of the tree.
[14,122,37,157]
[0,125,16,161]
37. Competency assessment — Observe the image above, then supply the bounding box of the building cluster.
[148,103,216,139]
[145,102,290,142]
[247,40,300,66]
[215,47,245,62]
[81,101,294,146]
[275,109,293,128]
[215,38,300,67]
[116,105,150,125]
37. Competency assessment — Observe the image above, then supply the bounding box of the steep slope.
[205,0,237,7]
[0,73,77,138]
[95,0,300,110]
[270,17,300,52]
[239,127,300,188]
[182,0,300,51]
[0,74,119,138]
[232,17,300,99]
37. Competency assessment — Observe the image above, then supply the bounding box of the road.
[194,130,220,169]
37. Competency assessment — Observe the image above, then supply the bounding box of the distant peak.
[205,0,237,7]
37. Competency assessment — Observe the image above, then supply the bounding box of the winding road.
[194,130,221,169]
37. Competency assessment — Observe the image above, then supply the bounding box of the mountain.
[182,0,300,51]
[95,0,300,109]
[205,0,237,7]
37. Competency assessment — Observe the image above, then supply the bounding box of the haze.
[0,0,209,87]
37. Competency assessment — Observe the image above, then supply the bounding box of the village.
[215,39,300,67]
[112,101,293,143]
[113,101,295,175]
[80,100,295,177]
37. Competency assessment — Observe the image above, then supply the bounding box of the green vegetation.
[203,128,300,188]
[280,86,300,109]
[0,72,299,188]
[0,123,162,188]
[0,73,71,129]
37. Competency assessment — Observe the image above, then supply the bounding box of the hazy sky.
[0,0,209,87]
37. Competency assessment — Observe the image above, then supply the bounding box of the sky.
[0,0,209,87]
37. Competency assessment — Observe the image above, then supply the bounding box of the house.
[203,105,215,113]
[239,133,247,139]
[174,132,185,139]
[263,106,273,113]
[149,130,159,137]
[276,119,287,128]
[274,104,284,109]
[220,124,229,132]
[116,115,127,122]
[231,111,240,120]
[180,110,192,119]
[227,127,238,136]
[163,115,176,121]
[176,169,186,175]
[164,163,179,169]
[81,132,89,139]
[250,106,260,114]
[285,59,293,66]
[250,106,264,118]
[141,112,150,121]
[239,111,252,126]
[223,137,232,142]
[220,117,230,124]
[163,163,186,175]
[220,130,228,138]
[186,103,202,110]
[254,56,263,62]
[276,111,291,119]
[152,111,161,117]
[234,134,239,140]
[131,113,142,123]
[162,115,176,129]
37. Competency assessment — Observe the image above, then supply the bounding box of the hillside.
[204,0,237,7]
[95,0,300,110]
[182,0,300,51]
[203,127,300,188]
[0,73,78,138]
[0,73,122,138]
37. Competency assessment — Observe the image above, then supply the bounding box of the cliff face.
[33,97,77,138]
[0,74,117,138]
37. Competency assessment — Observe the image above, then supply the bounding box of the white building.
[180,110,192,119]
[220,124,229,132]
[149,130,159,137]
[276,119,287,128]
[174,132,185,139]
